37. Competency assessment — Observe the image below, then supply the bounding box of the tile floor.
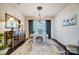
[11,39,60,55]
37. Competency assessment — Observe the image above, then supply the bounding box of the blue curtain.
[46,20,51,39]
[29,20,33,35]
[29,20,51,39]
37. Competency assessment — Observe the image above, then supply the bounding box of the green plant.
[0,33,4,40]
[0,45,9,50]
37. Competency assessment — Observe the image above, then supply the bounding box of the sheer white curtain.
[33,20,46,35]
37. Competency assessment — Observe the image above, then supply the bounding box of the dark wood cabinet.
[5,30,26,48]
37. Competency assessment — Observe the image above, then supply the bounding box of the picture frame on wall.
[5,13,20,29]
[63,14,77,26]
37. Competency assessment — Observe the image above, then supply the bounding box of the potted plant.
[0,33,9,55]
[0,33,4,46]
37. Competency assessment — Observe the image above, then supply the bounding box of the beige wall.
[54,4,79,45]
[24,16,55,38]
[0,4,24,33]
[0,4,25,44]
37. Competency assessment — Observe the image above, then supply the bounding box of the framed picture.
[5,13,20,29]
[63,14,77,26]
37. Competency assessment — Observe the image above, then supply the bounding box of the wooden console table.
[5,30,26,48]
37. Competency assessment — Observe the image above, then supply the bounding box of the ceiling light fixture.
[34,6,44,20]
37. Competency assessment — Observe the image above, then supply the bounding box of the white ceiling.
[16,3,68,17]
[0,3,68,17]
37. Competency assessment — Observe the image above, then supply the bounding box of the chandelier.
[34,6,44,20]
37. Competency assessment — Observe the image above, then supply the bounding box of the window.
[33,20,46,35]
